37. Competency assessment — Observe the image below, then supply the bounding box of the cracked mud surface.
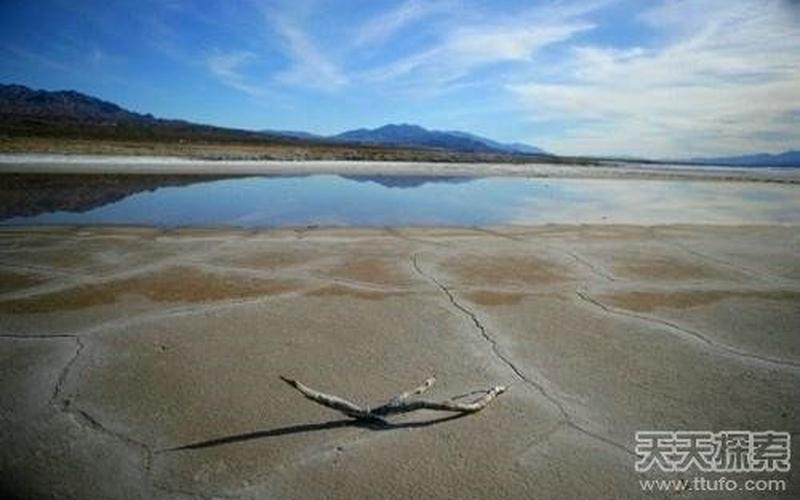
[1,224,799,499]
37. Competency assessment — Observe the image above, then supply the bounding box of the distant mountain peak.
[334,123,546,155]
[377,123,426,132]
[0,82,271,142]
[0,83,145,123]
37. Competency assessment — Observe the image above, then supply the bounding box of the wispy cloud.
[353,0,451,47]
[2,44,71,72]
[206,50,264,96]
[2,42,129,87]
[362,2,598,89]
[510,0,800,157]
[268,14,348,91]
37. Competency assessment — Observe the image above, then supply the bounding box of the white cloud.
[353,0,451,47]
[269,16,348,91]
[206,50,264,96]
[509,0,800,157]
[363,15,594,87]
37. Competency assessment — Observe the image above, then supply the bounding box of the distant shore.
[2,153,799,183]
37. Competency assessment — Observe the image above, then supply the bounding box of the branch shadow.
[162,412,470,453]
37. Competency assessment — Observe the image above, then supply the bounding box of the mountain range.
[0,84,150,123]
[262,124,547,155]
[688,151,800,168]
[0,83,547,157]
[0,83,288,144]
[331,124,546,155]
[1,83,797,166]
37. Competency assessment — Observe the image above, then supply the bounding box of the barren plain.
[1,223,798,499]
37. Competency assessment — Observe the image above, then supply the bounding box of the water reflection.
[2,174,798,227]
[341,175,474,188]
[0,173,229,219]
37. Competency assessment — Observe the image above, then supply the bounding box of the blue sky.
[1,0,799,157]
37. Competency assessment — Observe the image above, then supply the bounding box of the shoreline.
[1,153,799,183]
[3,222,800,235]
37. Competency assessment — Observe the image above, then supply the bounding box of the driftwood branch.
[384,376,436,406]
[279,376,374,420]
[280,376,506,423]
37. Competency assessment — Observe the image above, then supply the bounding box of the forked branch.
[280,376,506,423]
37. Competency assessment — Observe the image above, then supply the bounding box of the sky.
[1,0,799,158]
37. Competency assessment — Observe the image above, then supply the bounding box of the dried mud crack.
[43,334,167,497]
[574,289,800,370]
[564,250,616,282]
[411,252,634,456]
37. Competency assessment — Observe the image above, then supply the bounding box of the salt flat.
[1,154,799,183]
[1,224,798,499]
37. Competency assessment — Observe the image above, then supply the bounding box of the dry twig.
[280,376,506,424]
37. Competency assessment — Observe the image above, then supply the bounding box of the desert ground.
[1,222,798,499]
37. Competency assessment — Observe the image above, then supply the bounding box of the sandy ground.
[1,154,799,183]
[0,224,798,499]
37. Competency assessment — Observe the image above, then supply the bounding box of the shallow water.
[3,175,800,227]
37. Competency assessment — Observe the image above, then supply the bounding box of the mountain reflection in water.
[2,173,798,227]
